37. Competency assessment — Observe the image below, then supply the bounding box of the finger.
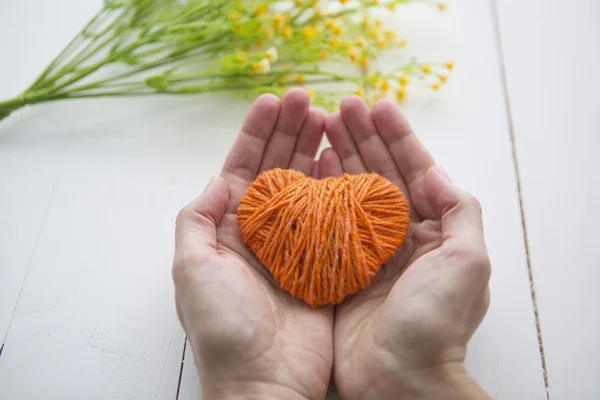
[174,177,230,276]
[289,107,326,175]
[325,111,367,174]
[372,99,437,219]
[311,159,320,178]
[340,96,405,190]
[425,165,484,243]
[259,88,311,173]
[425,165,490,283]
[318,147,344,177]
[222,93,281,183]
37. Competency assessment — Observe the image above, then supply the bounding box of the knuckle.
[450,244,491,280]
[465,194,483,215]
[175,205,193,226]
[176,203,216,230]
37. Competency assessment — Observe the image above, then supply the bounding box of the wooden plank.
[0,5,254,397]
[179,1,547,399]
[0,145,64,341]
[0,0,101,357]
[0,1,546,399]
[496,0,600,398]
[0,92,252,399]
[0,75,263,399]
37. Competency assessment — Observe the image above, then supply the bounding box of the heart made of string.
[238,168,410,307]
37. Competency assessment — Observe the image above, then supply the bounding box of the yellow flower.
[296,74,306,83]
[421,64,432,74]
[377,79,390,92]
[307,89,316,100]
[384,30,397,42]
[432,82,441,91]
[399,74,409,87]
[282,26,293,39]
[333,25,344,36]
[325,19,336,30]
[313,7,322,18]
[355,87,365,98]
[302,26,317,40]
[438,2,447,11]
[398,39,408,47]
[342,40,352,49]
[348,47,359,62]
[356,37,368,49]
[266,47,278,62]
[369,29,381,40]
[234,52,247,65]
[340,0,350,4]
[446,61,455,70]
[263,27,274,39]
[387,3,396,11]
[373,19,383,28]
[396,88,407,102]
[359,53,369,68]
[228,11,241,21]
[440,75,448,83]
[361,17,371,28]
[376,39,387,49]
[329,37,340,48]
[295,0,303,7]
[319,50,329,61]
[252,58,271,74]
[255,4,268,16]
[273,14,286,30]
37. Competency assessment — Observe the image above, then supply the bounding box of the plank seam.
[175,337,187,400]
[1,154,65,347]
[489,0,550,397]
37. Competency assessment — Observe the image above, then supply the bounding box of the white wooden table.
[1,1,598,399]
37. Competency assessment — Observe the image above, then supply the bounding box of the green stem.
[28,8,111,91]
[0,91,70,122]
[50,7,130,81]
[63,48,216,94]
[0,96,26,115]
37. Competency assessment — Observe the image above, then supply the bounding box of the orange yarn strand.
[238,168,410,307]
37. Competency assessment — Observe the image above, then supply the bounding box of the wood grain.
[496,0,600,398]
[0,0,549,399]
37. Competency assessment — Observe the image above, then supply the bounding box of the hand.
[172,89,332,400]
[321,96,492,400]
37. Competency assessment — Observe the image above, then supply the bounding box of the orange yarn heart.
[238,168,410,307]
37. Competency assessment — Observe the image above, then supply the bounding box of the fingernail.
[436,166,452,182]
[203,176,217,193]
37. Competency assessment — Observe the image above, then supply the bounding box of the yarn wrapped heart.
[238,168,410,307]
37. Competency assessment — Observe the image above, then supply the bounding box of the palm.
[209,89,332,398]
[320,97,489,399]
[208,200,333,398]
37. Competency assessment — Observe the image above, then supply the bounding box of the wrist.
[203,381,312,400]
[374,363,491,400]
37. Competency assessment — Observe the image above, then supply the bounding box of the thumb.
[425,165,488,263]
[175,176,230,255]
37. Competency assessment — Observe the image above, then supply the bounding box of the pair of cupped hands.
[173,88,492,400]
